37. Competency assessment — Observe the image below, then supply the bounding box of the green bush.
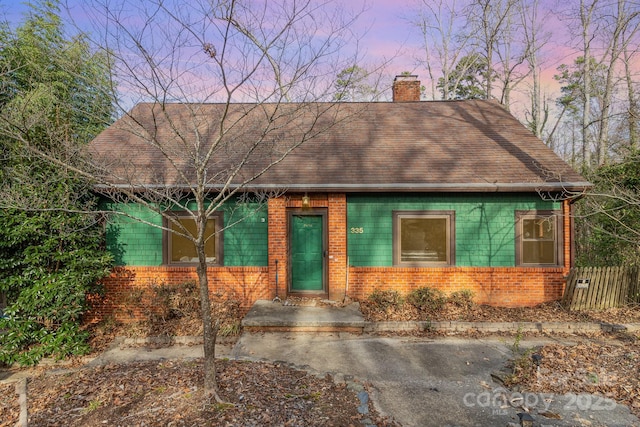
[406,287,447,312]
[0,209,113,366]
[367,289,404,311]
[0,2,116,366]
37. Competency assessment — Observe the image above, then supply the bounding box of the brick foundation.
[346,266,568,307]
[90,264,568,323]
[88,266,269,323]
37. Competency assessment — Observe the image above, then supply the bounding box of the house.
[89,76,590,321]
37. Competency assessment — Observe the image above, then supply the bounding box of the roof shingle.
[89,100,589,193]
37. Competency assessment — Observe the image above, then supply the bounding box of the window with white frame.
[393,211,455,266]
[515,210,562,266]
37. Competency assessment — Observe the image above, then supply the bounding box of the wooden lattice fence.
[562,266,640,310]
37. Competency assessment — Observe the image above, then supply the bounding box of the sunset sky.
[3,0,581,106]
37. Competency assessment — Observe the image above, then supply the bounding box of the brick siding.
[87,266,269,323]
[346,266,567,307]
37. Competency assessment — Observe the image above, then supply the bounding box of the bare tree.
[597,0,639,163]
[559,0,640,166]
[408,0,472,100]
[5,0,364,403]
[578,0,598,166]
[492,1,530,110]
[464,0,519,102]
[519,0,553,137]
[624,45,639,150]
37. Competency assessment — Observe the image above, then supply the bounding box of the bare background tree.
[407,0,639,165]
[407,0,472,100]
[519,0,553,139]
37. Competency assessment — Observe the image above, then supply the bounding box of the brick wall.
[346,266,567,307]
[327,194,348,300]
[267,193,348,301]
[87,265,269,323]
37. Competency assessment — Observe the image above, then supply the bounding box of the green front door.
[290,213,325,292]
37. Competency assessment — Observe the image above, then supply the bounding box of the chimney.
[392,75,421,102]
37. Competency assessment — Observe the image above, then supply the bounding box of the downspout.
[273,259,281,303]
[345,256,349,302]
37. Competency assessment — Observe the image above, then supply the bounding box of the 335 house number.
[350,227,364,234]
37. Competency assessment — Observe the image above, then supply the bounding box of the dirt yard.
[1,357,398,427]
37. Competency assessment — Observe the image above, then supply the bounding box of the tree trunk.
[581,0,594,167]
[625,48,639,150]
[531,64,541,137]
[597,0,626,165]
[197,248,222,403]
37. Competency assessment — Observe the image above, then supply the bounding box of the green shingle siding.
[224,203,268,266]
[105,203,163,266]
[104,200,268,267]
[106,193,560,269]
[346,193,560,267]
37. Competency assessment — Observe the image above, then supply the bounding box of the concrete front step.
[241,300,366,332]
[241,300,640,334]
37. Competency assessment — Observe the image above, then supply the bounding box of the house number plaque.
[350,227,364,234]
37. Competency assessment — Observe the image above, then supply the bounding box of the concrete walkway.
[2,301,639,426]
[39,330,635,427]
[232,332,639,427]
[237,300,640,426]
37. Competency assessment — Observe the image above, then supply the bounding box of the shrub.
[448,290,475,310]
[406,287,447,312]
[367,289,404,311]
[0,209,113,366]
[211,293,242,337]
[133,282,242,337]
[149,281,200,322]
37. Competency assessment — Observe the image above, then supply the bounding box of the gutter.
[95,181,593,194]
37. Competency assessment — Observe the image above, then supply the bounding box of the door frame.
[287,208,328,296]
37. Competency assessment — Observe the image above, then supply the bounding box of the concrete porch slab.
[241,300,366,332]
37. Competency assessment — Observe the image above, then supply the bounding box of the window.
[393,211,455,266]
[166,213,222,265]
[515,211,562,266]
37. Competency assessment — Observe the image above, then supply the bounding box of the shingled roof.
[89,99,590,193]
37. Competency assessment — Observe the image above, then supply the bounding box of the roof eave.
[95,181,593,194]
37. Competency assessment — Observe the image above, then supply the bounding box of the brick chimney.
[392,75,421,102]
